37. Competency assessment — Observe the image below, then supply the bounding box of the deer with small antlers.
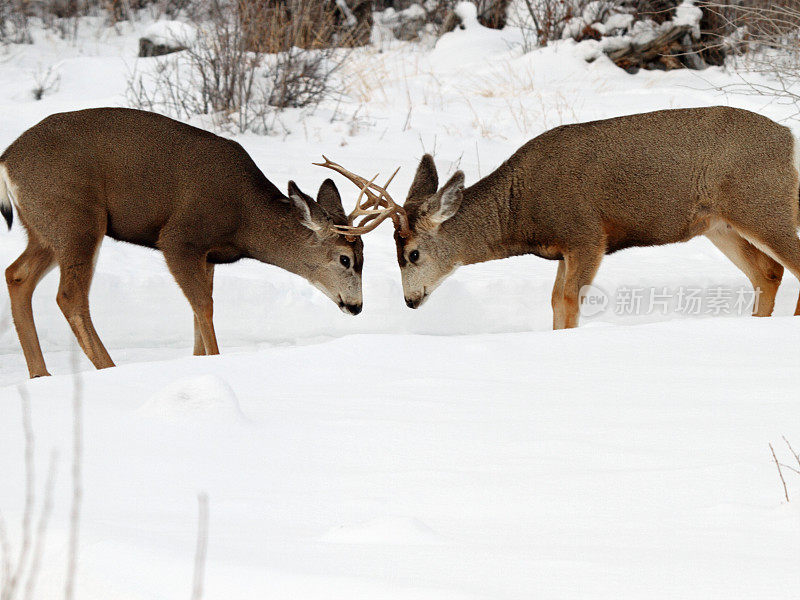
[1,108,373,378]
[322,106,800,329]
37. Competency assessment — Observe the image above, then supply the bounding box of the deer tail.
[0,164,13,230]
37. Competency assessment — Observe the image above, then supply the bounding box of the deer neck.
[442,168,520,266]
[239,192,318,279]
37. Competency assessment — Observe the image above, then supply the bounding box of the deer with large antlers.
[2,108,366,378]
[335,107,800,329]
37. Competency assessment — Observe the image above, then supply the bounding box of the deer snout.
[340,301,362,315]
[337,294,363,315]
[404,290,428,309]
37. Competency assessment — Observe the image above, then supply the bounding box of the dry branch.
[770,442,790,503]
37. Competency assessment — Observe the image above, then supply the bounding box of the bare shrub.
[30,65,60,100]
[703,1,800,118]
[472,0,512,28]
[238,0,369,51]
[128,0,349,134]
[508,0,618,48]
[0,0,194,42]
[0,0,33,44]
[519,0,578,46]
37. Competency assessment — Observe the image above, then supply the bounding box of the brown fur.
[2,108,364,377]
[395,106,800,328]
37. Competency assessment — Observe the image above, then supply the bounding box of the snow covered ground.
[0,12,798,600]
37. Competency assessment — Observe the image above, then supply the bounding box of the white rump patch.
[0,163,19,216]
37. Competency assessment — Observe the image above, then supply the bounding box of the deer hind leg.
[162,246,219,355]
[557,244,605,330]
[6,234,55,378]
[705,223,783,317]
[193,263,214,356]
[732,221,800,315]
[55,232,115,371]
[551,259,566,330]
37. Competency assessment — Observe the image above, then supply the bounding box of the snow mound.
[453,1,478,28]
[432,4,519,70]
[320,516,445,545]
[141,20,196,47]
[673,1,703,31]
[140,374,244,422]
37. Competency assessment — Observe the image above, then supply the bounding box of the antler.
[313,155,411,240]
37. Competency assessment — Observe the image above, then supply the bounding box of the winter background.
[0,1,798,598]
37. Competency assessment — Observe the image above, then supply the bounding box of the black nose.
[405,297,420,309]
[345,303,362,315]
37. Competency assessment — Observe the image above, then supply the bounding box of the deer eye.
[339,255,351,269]
[409,250,420,263]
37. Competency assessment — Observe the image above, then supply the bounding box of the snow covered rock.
[138,21,196,57]
[140,374,245,422]
[454,1,479,29]
[320,516,445,545]
[373,4,429,41]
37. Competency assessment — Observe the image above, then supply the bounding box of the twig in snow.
[191,493,210,600]
[783,436,800,469]
[769,443,789,502]
[1,392,36,600]
[777,436,800,475]
[64,349,83,600]
[0,514,12,594]
[23,451,57,600]
[402,104,413,132]
[1,389,59,600]
[451,151,464,177]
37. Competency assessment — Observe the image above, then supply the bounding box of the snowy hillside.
[0,12,798,600]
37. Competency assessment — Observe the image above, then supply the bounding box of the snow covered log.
[576,1,714,73]
[604,23,700,72]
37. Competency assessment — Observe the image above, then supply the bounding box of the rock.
[138,38,186,57]
[138,21,196,57]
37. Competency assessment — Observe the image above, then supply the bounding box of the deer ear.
[287,180,307,201]
[315,178,347,224]
[421,171,464,226]
[408,154,438,200]
[288,180,326,232]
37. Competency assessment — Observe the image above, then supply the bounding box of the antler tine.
[313,155,383,206]
[314,156,411,239]
[350,174,385,224]
[362,166,411,237]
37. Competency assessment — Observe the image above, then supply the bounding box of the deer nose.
[344,303,362,315]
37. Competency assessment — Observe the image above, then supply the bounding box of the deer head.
[393,154,465,309]
[314,154,466,309]
[287,179,364,315]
